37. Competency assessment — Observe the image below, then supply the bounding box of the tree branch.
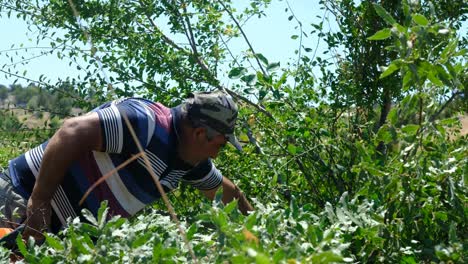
[430,91,463,122]
[216,0,268,76]
[137,0,187,52]
[138,0,275,120]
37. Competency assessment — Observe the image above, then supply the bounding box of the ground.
[460,115,468,137]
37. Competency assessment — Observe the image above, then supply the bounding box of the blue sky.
[0,0,335,87]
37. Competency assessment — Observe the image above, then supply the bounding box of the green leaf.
[97,200,109,229]
[45,234,65,251]
[402,70,413,91]
[131,232,152,248]
[245,212,257,230]
[224,199,238,214]
[81,208,98,226]
[255,253,270,264]
[454,48,467,57]
[388,108,398,125]
[241,74,257,86]
[380,61,400,79]
[266,62,280,72]
[186,224,197,240]
[427,71,443,86]
[376,125,395,144]
[402,124,419,135]
[291,35,299,40]
[373,3,396,25]
[16,234,28,257]
[228,67,247,79]
[310,251,344,263]
[440,39,458,62]
[367,28,392,40]
[256,53,269,66]
[412,14,428,26]
[287,143,297,155]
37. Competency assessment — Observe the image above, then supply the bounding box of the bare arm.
[25,112,103,237]
[201,177,254,215]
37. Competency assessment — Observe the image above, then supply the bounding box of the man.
[0,91,253,239]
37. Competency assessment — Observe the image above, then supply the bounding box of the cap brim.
[227,134,243,152]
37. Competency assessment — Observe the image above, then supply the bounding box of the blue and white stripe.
[99,105,123,153]
[183,165,223,190]
[137,150,167,177]
[160,170,186,190]
[133,100,156,146]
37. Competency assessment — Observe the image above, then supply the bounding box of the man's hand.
[23,198,51,241]
[202,177,254,215]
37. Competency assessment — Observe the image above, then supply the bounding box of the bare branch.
[138,1,275,120]
[224,87,275,120]
[137,0,187,52]
[216,0,268,76]
[430,91,463,122]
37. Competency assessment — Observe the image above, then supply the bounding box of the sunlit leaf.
[224,199,238,214]
[412,14,429,26]
[45,234,65,251]
[380,61,400,78]
[287,143,297,154]
[367,28,392,40]
[402,124,419,136]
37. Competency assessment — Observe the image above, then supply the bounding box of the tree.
[320,0,466,130]
[0,0,275,111]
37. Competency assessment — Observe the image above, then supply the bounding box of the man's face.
[198,128,227,159]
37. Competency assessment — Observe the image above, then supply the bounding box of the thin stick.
[65,0,198,261]
[217,0,268,76]
[78,152,143,205]
[121,113,198,263]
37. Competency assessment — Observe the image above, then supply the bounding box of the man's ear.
[193,127,206,141]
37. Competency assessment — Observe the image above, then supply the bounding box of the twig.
[78,153,143,205]
[430,91,462,122]
[285,0,303,90]
[137,0,186,52]
[121,113,198,263]
[216,0,268,76]
[223,87,275,120]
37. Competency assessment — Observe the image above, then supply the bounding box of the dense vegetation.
[0,0,466,263]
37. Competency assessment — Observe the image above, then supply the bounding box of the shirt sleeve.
[182,159,223,190]
[94,98,156,154]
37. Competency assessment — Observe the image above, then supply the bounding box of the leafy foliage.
[0,0,467,263]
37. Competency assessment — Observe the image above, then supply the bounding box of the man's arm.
[25,112,103,238]
[201,177,254,215]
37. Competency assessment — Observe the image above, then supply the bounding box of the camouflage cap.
[184,91,242,151]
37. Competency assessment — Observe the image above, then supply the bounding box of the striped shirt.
[8,98,223,227]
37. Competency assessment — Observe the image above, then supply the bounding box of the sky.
[0,0,334,88]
